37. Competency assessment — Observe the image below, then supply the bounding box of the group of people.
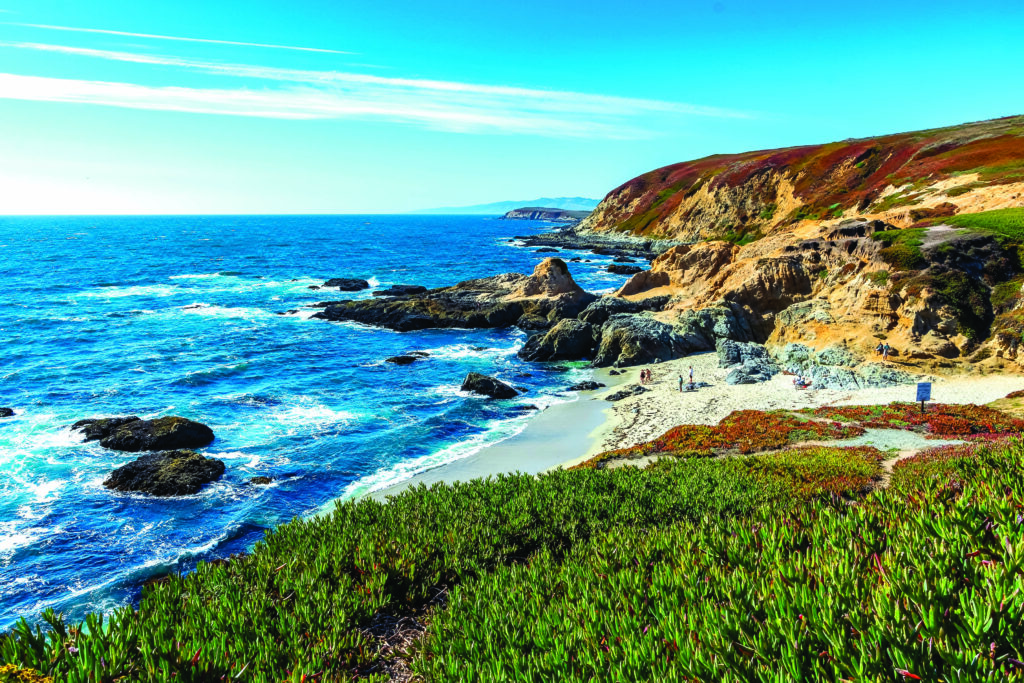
[639,366,698,392]
[792,374,812,389]
[875,341,893,362]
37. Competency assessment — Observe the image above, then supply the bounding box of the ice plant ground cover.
[804,402,1024,437]
[1,405,1022,682]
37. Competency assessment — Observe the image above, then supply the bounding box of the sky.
[0,0,1022,214]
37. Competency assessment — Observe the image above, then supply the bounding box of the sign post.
[916,382,931,414]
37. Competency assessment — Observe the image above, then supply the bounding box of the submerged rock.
[80,416,215,452]
[323,278,370,291]
[461,373,519,399]
[0,407,14,418]
[104,449,225,496]
[386,355,420,365]
[605,385,648,402]
[248,476,273,486]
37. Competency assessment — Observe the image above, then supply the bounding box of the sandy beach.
[559,352,1024,468]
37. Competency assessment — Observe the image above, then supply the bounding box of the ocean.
[0,214,629,630]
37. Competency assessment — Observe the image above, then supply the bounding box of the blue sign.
[916,382,932,402]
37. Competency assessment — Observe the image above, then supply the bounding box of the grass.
[3,406,1024,682]
[872,227,927,270]
[865,269,890,286]
[944,208,1024,242]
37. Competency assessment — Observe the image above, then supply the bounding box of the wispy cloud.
[0,40,749,137]
[10,22,352,54]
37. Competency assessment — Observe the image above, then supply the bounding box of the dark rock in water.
[515,372,533,378]
[91,416,215,452]
[509,404,540,412]
[372,284,428,297]
[406,351,431,358]
[323,278,370,291]
[535,247,559,253]
[567,381,606,391]
[607,264,643,275]
[248,476,273,486]
[518,319,596,362]
[103,449,225,496]
[0,407,14,418]
[605,385,648,402]
[276,309,300,316]
[308,285,321,290]
[570,257,582,262]
[72,416,142,441]
[461,372,519,399]
[608,369,622,376]
[386,355,420,365]
[613,256,635,263]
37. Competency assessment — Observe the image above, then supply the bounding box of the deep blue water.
[0,215,629,629]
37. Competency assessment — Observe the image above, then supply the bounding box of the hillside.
[581,115,1024,240]
[568,116,1024,373]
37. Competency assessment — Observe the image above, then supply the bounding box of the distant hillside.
[582,115,1024,240]
[416,196,599,215]
[501,207,591,222]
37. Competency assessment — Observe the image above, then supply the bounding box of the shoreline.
[363,366,629,502]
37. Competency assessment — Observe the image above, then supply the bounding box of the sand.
[559,352,1024,468]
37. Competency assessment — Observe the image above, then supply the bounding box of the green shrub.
[945,208,1024,242]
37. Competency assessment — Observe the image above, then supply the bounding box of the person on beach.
[875,342,884,356]
[882,343,891,362]
[679,374,684,392]
[689,365,694,387]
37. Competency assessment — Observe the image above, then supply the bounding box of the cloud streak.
[10,22,352,54]
[0,40,750,137]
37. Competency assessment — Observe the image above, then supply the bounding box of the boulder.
[103,449,225,496]
[578,297,642,326]
[386,355,420,365]
[0,407,14,418]
[534,248,559,253]
[726,361,774,385]
[518,319,597,362]
[323,278,370,291]
[605,385,648,402]
[72,416,142,441]
[593,314,691,367]
[461,373,519,399]
[515,314,552,331]
[372,285,428,297]
[716,340,778,384]
[90,416,215,452]
[566,381,606,391]
[248,476,273,486]
[607,264,643,275]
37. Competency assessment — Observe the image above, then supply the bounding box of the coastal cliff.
[569,116,1024,373]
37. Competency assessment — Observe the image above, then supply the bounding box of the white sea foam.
[272,404,358,426]
[180,304,272,319]
[169,272,221,280]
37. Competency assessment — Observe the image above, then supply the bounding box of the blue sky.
[0,0,1022,214]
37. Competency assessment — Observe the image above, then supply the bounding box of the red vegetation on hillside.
[806,402,1024,437]
[593,115,1024,236]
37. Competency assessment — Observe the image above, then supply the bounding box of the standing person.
[689,365,694,387]
[883,343,891,362]
[875,342,884,356]
[678,373,684,392]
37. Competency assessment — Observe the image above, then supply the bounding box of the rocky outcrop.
[593,314,693,367]
[772,343,918,389]
[103,450,225,496]
[518,319,596,362]
[373,285,428,297]
[75,416,215,452]
[313,258,595,332]
[460,373,519,399]
[323,278,369,291]
[607,265,643,275]
[515,225,672,261]
[0,407,14,418]
[577,296,670,326]
[386,355,420,365]
[717,340,778,384]
[502,207,591,222]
